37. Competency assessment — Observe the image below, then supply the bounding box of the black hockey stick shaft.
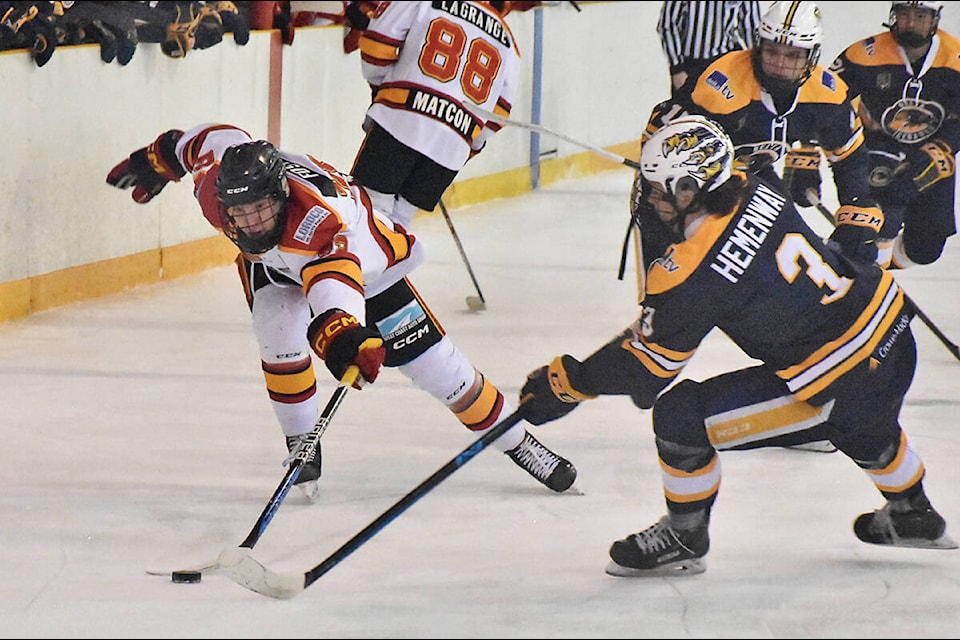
[438,198,486,306]
[300,409,524,589]
[473,106,641,170]
[238,366,359,549]
[807,190,960,361]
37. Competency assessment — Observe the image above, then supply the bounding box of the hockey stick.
[806,189,960,361]
[148,366,360,579]
[438,198,486,311]
[473,106,641,170]
[218,409,525,599]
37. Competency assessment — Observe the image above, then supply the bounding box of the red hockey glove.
[106,130,186,204]
[911,139,954,193]
[518,355,595,426]
[827,201,884,269]
[308,309,385,388]
[783,145,822,207]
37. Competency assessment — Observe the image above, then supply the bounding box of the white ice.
[1,169,958,638]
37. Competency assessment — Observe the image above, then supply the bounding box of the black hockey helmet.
[216,140,289,254]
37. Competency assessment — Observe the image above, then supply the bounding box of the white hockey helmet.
[753,1,823,93]
[888,2,942,47]
[641,116,734,200]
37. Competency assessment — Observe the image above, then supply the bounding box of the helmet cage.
[888,2,941,48]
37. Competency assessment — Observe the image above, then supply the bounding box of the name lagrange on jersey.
[710,182,786,283]
[436,1,511,47]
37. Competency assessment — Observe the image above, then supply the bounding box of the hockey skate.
[854,501,958,550]
[285,434,322,502]
[506,431,577,493]
[606,516,709,577]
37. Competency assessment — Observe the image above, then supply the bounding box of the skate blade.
[604,557,706,577]
[562,483,585,496]
[296,480,321,503]
[861,533,959,550]
[783,441,837,453]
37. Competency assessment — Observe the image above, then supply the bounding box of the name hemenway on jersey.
[434,1,511,47]
[710,182,786,283]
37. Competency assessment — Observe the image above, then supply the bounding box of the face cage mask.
[752,41,820,97]
[220,198,288,255]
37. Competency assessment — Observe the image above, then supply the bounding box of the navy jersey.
[831,29,960,156]
[647,49,873,204]
[629,175,907,403]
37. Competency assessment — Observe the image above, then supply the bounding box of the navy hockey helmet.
[216,140,289,254]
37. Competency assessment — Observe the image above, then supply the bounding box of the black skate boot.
[606,516,709,577]
[285,434,322,501]
[506,431,577,492]
[854,500,958,550]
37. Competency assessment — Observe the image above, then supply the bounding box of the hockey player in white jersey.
[350,1,531,227]
[106,122,577,497]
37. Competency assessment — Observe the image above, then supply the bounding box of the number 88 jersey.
[358,1,521,171]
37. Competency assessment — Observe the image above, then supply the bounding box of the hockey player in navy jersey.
[830,1,960,269]
[638,1,876,265]
[517,115,956,577]
[106,122,577,497]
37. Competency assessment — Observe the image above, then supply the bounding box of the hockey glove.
[213,1,248,45]
[106,130,186,204]
[1,2,60,67]
[783,145,822,207]
[518,355,595,426]
[911,139,954,193]
[826,201,885,268]
[308,309,385,389]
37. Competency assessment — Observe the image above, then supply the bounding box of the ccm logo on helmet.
[226,186,250,195]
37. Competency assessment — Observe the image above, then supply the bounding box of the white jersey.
[359,1,521,170]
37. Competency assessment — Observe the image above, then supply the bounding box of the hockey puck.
[171,570,202,584]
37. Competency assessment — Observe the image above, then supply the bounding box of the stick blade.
[218,547,304,600]
[466,296,486,311]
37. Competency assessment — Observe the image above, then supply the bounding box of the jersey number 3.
[777,233,853,304]
[420,17,502,104]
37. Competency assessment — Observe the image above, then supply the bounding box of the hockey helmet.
[752,1,823,95]
[216,140,289,254]
[641,116,734,201]
[888,1,942,48]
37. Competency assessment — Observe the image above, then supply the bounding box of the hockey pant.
[238,258,524,451]
[652,329,925,516]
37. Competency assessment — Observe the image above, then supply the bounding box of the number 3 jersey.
[358,1,521,170]
[634,174,910,405]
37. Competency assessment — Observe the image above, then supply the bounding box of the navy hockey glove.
[308,309,385,389]
[0,1,59,67]
[106,130,186,204]
[827,201,885,268]
[783,145,822,207]
[519,355,595,426]
[212,1,248,45]
[910,139,954,193]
